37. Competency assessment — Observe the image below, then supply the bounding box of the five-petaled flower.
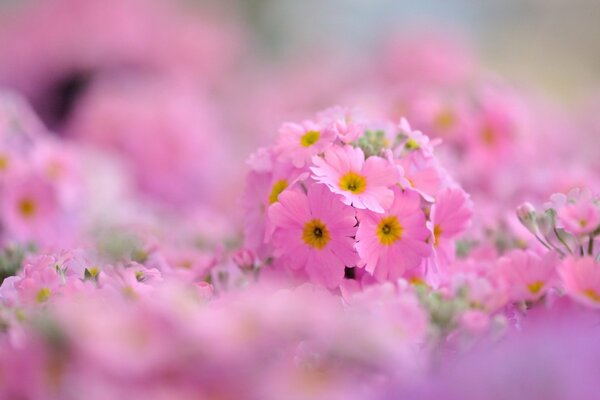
[268,183,358,288]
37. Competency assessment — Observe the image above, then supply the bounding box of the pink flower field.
[0,1,599,399]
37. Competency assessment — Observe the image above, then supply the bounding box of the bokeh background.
[237,0,600,100]
[2,0,599,112]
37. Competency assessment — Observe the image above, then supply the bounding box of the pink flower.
[558,257,600,308]
[242,171,273,258]
[558,198,600,236]
[232,248,256,271]
[396,117,440,157]
[400,90,472,146]
[1,253,91,306]
[268,183,358,288]
[461,86,524,174]
[316,106,365,144]
[355,188,431,281]
[311,145,398,213]
[396,153,446,201]
[160,246,217,282]
[0,171,61,245]
[451,270,508,312]
[275,120,335,168]
[242,155,306,259]
[497,250,558,302]
[99,263,163,299]
[30,140,83,209]
[429,187,473,267]
[0,146,24,184]
[13,263,62,305]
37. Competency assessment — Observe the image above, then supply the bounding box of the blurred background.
[236,0,600,100]
[0,0,598,108]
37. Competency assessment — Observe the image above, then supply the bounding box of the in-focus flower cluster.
[243,108,473,290]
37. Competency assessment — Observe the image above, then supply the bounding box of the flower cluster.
[243,109,473,290]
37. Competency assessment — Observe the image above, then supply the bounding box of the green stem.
[553,227,573,255]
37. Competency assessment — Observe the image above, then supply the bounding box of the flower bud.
[516,202,537,233]
[232,248,256,271]
[537,209,557,237]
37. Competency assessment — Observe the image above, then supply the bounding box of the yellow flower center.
[584,289,600,303]
[122,286,139,300]
[18,198,37,218]
[85,267,100,280]
[433,224,443,246]
[302,219,331,250]
[300,130,321,147]
[135,271,145,282]
[338,172,367,194]
[404,138,420,150]
[268,179,288,204]
[527,281,544,295]
[376,216,403,245]
[36,288,51,303]
[434,109,455,130]
[0,155,9,171]
[409,276,428,287]
[481,125,496,146]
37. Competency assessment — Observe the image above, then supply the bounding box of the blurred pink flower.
[497,250,559,302]
[399,89,473,146]
[1,253,92,306]
[159,246,217,283]
[0,171,61,245]
[558,256,600,308]
[558,195,600,236]
[99,263,163,299]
